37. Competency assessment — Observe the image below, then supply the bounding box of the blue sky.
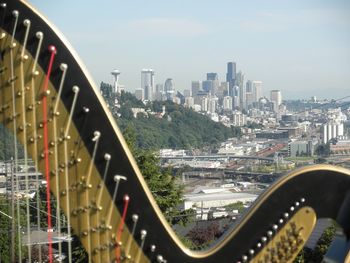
[29,0,350,99]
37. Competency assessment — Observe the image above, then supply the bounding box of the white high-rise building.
[252,81,262,102]
[270,90,282,112]
[232,111,247,126]
[208,97,218,113]
[223,96,233,111]
[141,69,155,101]
[201,97,209,112]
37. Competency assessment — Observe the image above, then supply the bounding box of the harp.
[0,1,350,262]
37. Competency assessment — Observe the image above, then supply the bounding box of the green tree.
[315,143,330,157]
[294,224,336,262]
[0,123,24,160]
[0,195,27,262]
[117,97,242,150]
[224,201,245,213]
[123,125,183,223]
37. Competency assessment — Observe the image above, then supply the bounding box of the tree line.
[116,91,241,150]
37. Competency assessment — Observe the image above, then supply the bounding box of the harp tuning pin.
[150,244,156,252]
[12,10,19,17]
[48,45,57,54]
[23,19,30,26]
[72,85,80,93]
[104,153,111,160]
[60,63,68,71]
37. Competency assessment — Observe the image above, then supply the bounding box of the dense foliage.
[0,123,24,161]
[123,125,183,223]
[315,143,330,157]
[116,91,241,150]
[294,224,336,262]
[0,195,27,262]
[224,201,245,213]
[186,222,223,249]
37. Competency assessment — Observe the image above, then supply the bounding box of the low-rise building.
[183,191,258,210]
[256,130,289,140]
[288,140,315,157]
[330,140,350,155]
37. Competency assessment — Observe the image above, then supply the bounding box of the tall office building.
[235,71,244,88]
[191,81,201,97]
[270,90,282,112]
[205,73,219,95]
[252,81,262,102]
[164,78,175,101]
[183,89,191,97]
[207,72,218,81]
[194,90,209,105]
[141,69,155,101]
[245,81,254,108]
[236,71,246,109]
[220,82,229,95]
[226,61,236,90]
[215,82,228,99]
[231,85,240,109]
[246,80,253,93]
[155,83,164,101]
[202,80,213,93]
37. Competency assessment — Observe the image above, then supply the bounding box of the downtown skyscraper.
[164,78,175,101]
[270,90,282,112]
[141,69,155,101]
[226,61,236,92]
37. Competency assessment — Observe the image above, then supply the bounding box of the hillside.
[116,91,241,150]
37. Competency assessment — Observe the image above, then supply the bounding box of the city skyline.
[29,0,350,99]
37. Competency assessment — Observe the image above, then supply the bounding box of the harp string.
[41,45,57,263]
[9,9,23,263]
[20,18,32,263]
[30,30,44,263]
[52,62,68,261]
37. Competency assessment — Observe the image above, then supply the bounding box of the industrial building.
[183,191,258,210]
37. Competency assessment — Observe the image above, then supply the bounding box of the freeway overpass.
[160,154,275,163]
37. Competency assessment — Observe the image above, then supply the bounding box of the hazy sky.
[28,0,350,99]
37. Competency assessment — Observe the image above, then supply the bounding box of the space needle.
[111,69,121,95]
[111,69,121,107]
